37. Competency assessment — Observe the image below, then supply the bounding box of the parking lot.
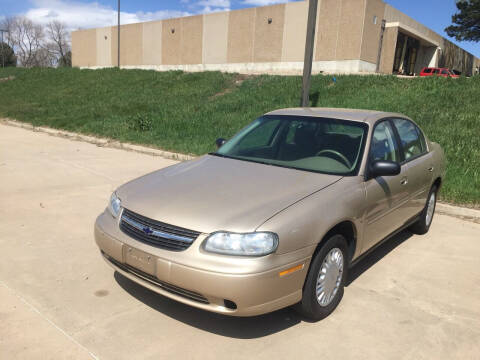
[1,124,480,360]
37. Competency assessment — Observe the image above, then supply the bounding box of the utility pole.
[0,29,8,68]
[300,0,319,107]
[117,0,120,68]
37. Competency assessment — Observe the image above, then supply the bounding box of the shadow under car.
[114,229,414,338]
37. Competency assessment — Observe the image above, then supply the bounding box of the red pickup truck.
[419,67,459,78]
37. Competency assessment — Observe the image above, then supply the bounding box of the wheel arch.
[313,221,357,263]
[433,176,442,190]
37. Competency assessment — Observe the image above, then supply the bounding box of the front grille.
[120,208,200,251]
[105,254,209,304]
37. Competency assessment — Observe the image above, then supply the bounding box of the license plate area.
[124,246,156,275]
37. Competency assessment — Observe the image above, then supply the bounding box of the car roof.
[265,107,410,125]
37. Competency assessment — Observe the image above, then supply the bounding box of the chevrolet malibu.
[95,108,445,320]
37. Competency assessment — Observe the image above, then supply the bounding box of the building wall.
[414,45,437,74]
[336,0,366,60]
[161,18,182,65]
[474,58,480,75]
[96,27,112,66]
[227,8,256,63]
[439,38,475,76]
[72,0,479,75]
[110,26,118,67]
[360,0,385,64]
[203,12,229,64]
[181,16,203,65]
[315,0,341,61]
[253,4,285,63]
[378,26,397,74]
[383,3,479,75]
[142,21,162,65]
[72,29,96,67]
[109,23,143,66]
[281,1,308,62]
[121,23,143,66]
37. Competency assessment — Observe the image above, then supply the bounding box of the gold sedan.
[95,108,445,320]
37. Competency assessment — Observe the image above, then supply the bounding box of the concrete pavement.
[1,124,479,360]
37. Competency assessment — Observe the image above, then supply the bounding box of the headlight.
[107,192,122,218]
[203,232,278,256]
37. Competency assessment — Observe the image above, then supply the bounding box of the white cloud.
[197,0,230,7]
[16,0,295,32]
[189,0,230,14]
[242,0,291,5]
[201,6,231,14]
[24,0,192,31]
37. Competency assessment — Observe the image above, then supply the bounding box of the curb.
[0,118,196,162]
[436,203,480,224]
[1,118,479,223]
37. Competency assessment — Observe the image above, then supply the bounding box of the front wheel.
[295,234,348,321]
[410,185,437,235]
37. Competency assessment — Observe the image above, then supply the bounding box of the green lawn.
[0,67,479,206]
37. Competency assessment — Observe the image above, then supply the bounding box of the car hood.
[117,155,341,234]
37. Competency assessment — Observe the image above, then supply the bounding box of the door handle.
[400,177,408,185]
[427,166,434,172]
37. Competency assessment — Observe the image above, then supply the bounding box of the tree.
[59,51,72,67]
[445,0,480,42]
[45,20,71,67]
[1,16,50,67]
[0,17,71,68]
[0,42,17,67]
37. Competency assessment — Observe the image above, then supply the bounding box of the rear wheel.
[295,234,348,320]
[410,185,437,235]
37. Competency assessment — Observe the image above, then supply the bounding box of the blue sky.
[1,0,478,57]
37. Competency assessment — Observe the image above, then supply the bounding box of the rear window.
[423,68,432,73]
[392,119,425,161]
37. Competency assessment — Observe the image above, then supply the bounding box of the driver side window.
[370,121,399,162]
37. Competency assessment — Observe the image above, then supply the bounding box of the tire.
[410,185,437,235]
[295,234,348,321]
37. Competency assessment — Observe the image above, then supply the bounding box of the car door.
[363,120,412,252]
[391,118,433,217]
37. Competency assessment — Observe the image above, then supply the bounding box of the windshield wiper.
[209,153,272,165]
[208,152,238,160]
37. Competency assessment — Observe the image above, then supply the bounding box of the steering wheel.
[316,149,352,168]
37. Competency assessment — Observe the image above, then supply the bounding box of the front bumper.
[95,211,313,316]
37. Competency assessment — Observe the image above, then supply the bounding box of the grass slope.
[0,67,479,205]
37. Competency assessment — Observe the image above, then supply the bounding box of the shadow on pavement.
[114,229,414,338]
[114,271,302,339]
[346,229,413,286]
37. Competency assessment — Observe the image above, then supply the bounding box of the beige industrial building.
[72,0,480,76]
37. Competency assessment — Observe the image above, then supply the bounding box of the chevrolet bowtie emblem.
[142,227,153,235]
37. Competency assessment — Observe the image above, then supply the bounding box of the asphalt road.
[1,124,479,360]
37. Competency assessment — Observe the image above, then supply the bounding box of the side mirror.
[369,160,401,178]
[215,138,226,149]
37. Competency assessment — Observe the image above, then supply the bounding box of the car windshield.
[213,115,368,175]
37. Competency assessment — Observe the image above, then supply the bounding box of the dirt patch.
[0,76,15,82]
[209,74,255,100]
